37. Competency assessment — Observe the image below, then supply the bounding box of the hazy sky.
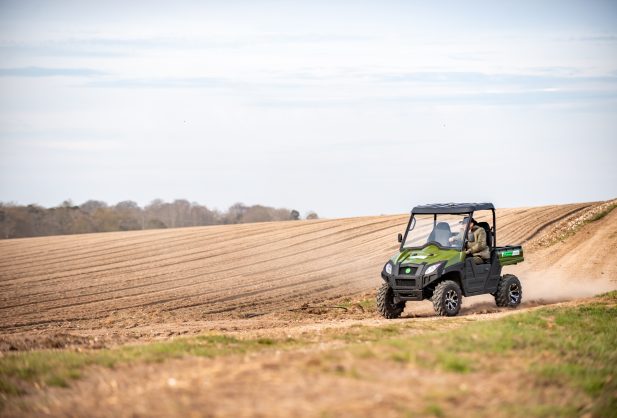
[1,0,616,218]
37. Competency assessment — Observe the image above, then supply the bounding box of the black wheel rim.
[508,283,521,304]
[445,289,458,312]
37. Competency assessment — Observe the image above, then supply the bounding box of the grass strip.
[1,292,616,416]
[337,291,617,416]
[0,334,295,396]
[588,202,617,222]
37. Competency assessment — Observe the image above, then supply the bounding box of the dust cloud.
[459,268,616,314]
[520,269,617,302]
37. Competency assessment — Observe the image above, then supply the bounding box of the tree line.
[0,199,319,239]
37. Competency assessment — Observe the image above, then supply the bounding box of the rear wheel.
[495,274,522,307]
[432,280,462,316]
[376,282,405,319]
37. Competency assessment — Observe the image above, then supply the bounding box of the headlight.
[424,262,442,276]
[385,262,393,275]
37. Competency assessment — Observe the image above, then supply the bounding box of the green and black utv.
[378,203,524,318]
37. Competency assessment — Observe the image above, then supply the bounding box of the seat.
[428,222,452,247]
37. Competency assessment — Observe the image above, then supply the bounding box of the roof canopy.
[412,203,495,214]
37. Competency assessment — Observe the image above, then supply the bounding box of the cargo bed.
[495,245,524,265]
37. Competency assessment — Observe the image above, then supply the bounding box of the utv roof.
[412,203,495,214]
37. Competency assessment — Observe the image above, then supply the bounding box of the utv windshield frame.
[399,206,497,252]
[400,213,471,252]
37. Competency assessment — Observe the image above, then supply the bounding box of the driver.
[465,218,490,264]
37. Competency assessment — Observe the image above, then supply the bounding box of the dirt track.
[1,201,617,418]
[1,201,616,349]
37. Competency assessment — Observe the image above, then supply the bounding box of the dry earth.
[1,201,615,349]
[0,201,616,417]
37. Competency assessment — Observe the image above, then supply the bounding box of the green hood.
[390,245,463,268]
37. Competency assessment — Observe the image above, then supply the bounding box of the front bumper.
[381,263,441,302]
[381,271,425,301]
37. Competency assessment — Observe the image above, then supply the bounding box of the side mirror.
[397,233,403,243]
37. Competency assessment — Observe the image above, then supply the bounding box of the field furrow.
[1,201,615,337]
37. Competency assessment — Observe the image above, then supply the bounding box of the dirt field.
[0,201,615,349]
[1,201,616,417]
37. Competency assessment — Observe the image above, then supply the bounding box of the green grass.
[355,298,376,311]
[600,289,617,300]
[339,295,617,416]
[0,334,298,395]
[588,203,617,222]
[333,296,376,313]
[423,403,445,417]
[2,293,616,416]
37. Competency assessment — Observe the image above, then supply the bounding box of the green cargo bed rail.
[495,245,524,266]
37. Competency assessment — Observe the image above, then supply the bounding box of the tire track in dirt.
[520,204,592,244]
[504,206,575,243]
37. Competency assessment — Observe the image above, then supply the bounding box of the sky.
[0,0,616,218]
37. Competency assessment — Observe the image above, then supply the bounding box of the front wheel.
[495,274,522,308]
[432,280,462,316]
[376,282,405,319]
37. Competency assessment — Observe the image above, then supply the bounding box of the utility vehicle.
[378,203,524,318]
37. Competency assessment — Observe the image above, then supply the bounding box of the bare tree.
[242,205,274,223]
[226,203,247,224]
[80,200,108,214]
[115,201,142,231]
[0,199,314,239]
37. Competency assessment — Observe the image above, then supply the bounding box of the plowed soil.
[1,201,617,418]
[1,201,615,351]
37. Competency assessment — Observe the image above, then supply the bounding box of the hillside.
[1,200,617,417]
[1,200,615,349]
